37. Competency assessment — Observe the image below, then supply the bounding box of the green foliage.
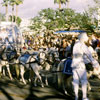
[54,0,69,9]
[9,15,22,26]
[30,8,96,32]
[2,0,9,6]
[15,0,23,5]
[39,8,55,20]
[54,0,68,4]
[9,0,16,6]
[0,13,5,21]
[87,0,100,18]
[86,0,100,31]
[29,16,42,31]
[93,0,100,5]
[16,17,22,26]
[77,12,93,31]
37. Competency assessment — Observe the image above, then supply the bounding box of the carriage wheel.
[57,72,64,89]
[62,75,74,96]
[56,72,74,95]
[62,75,91,96]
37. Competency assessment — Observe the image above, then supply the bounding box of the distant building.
[20,18,31,31]
[0,21,23,49]
[20,18,34,35]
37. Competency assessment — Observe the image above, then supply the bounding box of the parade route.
[0,76,100,100]
[0,76,69,100]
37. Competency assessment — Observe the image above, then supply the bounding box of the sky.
[0,0,95,19]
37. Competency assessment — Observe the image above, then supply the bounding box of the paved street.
[0,75,100,100]
[0,76,70,100]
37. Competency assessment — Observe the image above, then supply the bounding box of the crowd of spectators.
[22,31,100,60]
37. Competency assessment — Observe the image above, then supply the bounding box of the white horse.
[17,51,51,87]
[16,51,37,85]
[0,59,13,80]
[56,58,69,94]
[0,45,18,80]
[48,49,60,70]
[32,49,60,86]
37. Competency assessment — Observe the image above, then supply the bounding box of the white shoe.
[64,90,68,95]
[82,98,89,100]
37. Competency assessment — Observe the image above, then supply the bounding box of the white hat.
[78,32,88,42]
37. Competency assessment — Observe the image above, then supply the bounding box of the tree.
[0,13,5,21]
[66,0,69,8]
[29,16,43,32]
[9,0,16,22]
[9,15,22,26]
[94,0,100,5]
[62,0,70,8]
[54,0,69,9]
[15,0,23,23]
[61,8,76,30]
[30,8,95,33]
[30,8,76,31]
[2,0,9,21]
[54,0,61,9]
[87,0,100,29]
[87,0,100,19]
[77,12,94,32]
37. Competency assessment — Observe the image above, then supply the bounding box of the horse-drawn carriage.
[0,22,23,51]
[0,24,100,99]
[0,22,24,79]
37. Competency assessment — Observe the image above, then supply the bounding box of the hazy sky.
[0,0,94,19]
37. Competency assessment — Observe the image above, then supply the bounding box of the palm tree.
[66,0,69,8]
[2,0,9,21]
[15,0,23,22]
[54,0,69,9]
[9,0,16,22]
[54,0,61,9]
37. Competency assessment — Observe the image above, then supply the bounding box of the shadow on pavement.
[25,82,72,100]
[0,76,100,100]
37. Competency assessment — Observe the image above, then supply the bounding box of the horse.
[56,54,100,96]
[16,51,38,85]
[17,50,51,87]
[0,45,18,80]
[31,50,51,87]
[56,57,70,94]
[46,49,60,84]
[47,49,60,71]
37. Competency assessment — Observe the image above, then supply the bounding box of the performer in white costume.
[71,33,100,100]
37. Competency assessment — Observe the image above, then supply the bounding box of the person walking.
[71,33,100,100]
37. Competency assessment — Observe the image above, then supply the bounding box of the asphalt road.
[0,76,71,100]
[0,75,100,100]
